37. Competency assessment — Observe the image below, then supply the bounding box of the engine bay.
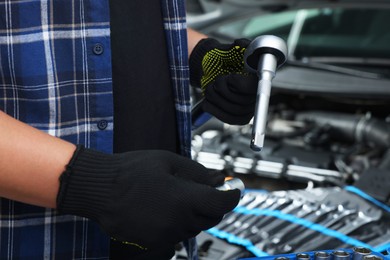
[192,92,390,192]
[184,91,390,259]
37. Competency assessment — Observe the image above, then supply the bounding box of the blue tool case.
[240,247,390,260]
[206,186,390,258]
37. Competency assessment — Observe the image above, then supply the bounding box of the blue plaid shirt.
[0,0,191,259]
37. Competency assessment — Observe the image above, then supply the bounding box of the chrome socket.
[353,247,372,260]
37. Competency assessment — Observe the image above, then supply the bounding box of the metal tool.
[333,250,350,260]
[222,193,274,234]
[256,200,332,249]
[248,198,319,250]
[233,196,292,238]
[214,192,259,230]
[353,247,372,260]
[215,192,268,232]
[296,206,381,252]
[296,253,310,260]
[251,196,306,239]
[244,35,288,151]
[289,203,358,252]
[210,187,390,256]
[363,255,383,260]
[315,251,332,260]
[216,177,245,195]
[275,257,289,260]
[250,190,324,240]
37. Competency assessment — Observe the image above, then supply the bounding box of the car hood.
[188,0,390,98]
[190,0,390,9]
[187,0,390,29]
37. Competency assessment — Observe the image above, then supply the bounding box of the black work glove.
[190,38,258,125]
[57,145,240,255]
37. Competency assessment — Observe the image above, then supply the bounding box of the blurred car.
[188,0,390,187]
[180,1,390,259]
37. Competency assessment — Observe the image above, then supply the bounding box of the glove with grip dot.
[190,38,258,125]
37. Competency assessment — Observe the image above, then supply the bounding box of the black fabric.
[109,0,179,258]
[202,74,258,125]
[110,0,178,154]
[57,146,240,258]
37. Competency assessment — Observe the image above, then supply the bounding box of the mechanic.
[0,0,258,259]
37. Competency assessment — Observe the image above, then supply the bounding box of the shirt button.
[97,120,108,130]
[93,43,104,55]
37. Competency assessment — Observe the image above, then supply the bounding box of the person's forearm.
[0,110,76,208]
[187,28,207,56]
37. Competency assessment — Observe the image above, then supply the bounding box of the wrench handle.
[250,53,276,151]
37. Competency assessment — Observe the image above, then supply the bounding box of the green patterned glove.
[190,38,258,125]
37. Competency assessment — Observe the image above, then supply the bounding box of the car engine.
[184,92,390,259]
[192,92,390,190]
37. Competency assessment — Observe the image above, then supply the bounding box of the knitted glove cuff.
[56,145,120,220]
[189,38,221,88]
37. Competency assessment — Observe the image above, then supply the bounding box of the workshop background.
[177,0,390,259]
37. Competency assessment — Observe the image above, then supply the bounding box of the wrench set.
[240,247,389,260]
[207,187,390,257]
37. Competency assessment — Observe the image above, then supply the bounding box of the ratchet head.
[244,35,288,74]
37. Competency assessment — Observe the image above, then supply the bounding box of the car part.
[192,107,390,188]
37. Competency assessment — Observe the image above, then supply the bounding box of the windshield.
[214,8,390,62]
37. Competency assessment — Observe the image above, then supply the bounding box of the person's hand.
[57,145,240,256]
[189,38,258,125]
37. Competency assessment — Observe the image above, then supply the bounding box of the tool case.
[205,186,390,258]
[240,247,390,260]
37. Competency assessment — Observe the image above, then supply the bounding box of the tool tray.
[240,248,390,260]
[207,187,390,258]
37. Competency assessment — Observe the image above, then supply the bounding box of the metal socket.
[296,253,311,260]
[275,257,290,260]
[216,178,245,196]
[353,247,372,260]
[315,251,331,260]
[363,255,383,260]
[333,250,350,260]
